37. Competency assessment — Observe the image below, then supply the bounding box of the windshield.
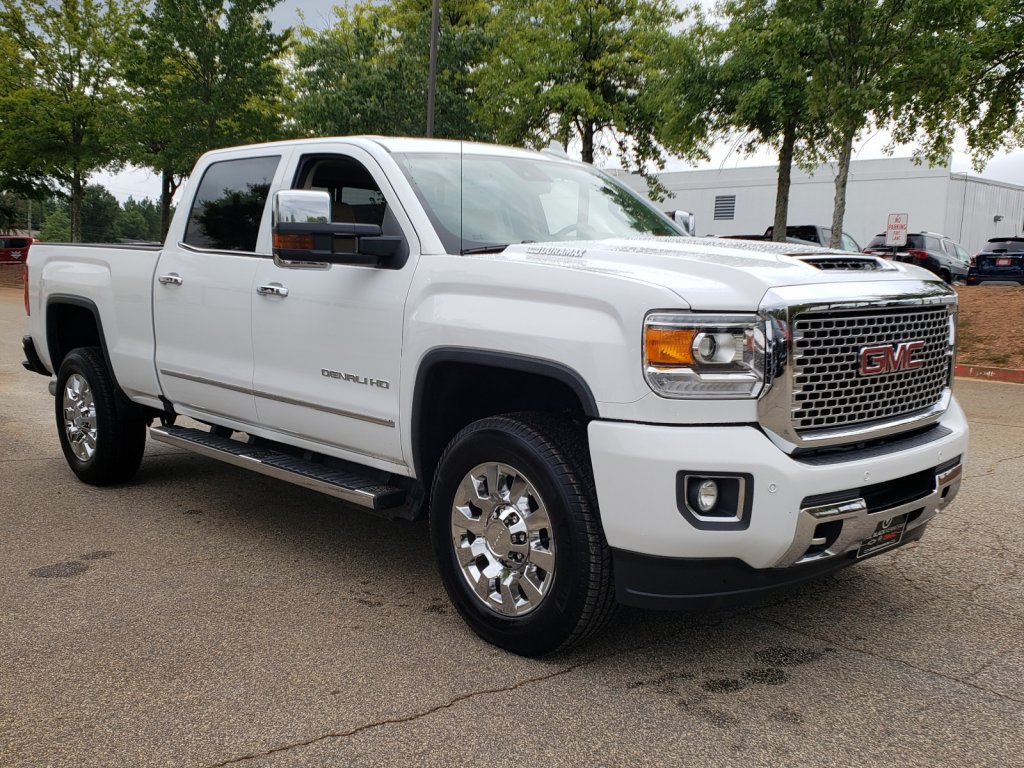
[392,150,680,253]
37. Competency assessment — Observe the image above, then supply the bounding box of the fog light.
[697,479,718,512]
[677,473,753,529]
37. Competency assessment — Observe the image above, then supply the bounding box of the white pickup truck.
[22,137,967,655]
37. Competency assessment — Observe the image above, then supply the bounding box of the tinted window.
[924,236,941,252]
[987,239,1024,253]
[184,156,280,252]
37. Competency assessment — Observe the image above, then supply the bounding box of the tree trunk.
[160,169,176,240]
[830,127,856,249]
[70,167,83,243]
[581,121,595,164]
[772,121,797,243]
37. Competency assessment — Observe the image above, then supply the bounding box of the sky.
[92,0,1024,202]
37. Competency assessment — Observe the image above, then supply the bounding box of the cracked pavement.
[1,287,1022,767]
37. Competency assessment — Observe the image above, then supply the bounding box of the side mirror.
[667,209,696,237]
[271,190,402,266]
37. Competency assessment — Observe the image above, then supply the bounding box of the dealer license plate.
[996,257,1011,266]
[857,514,909,558]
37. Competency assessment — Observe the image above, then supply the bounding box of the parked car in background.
[0,235,37,264]
[763,225,861,252]
[968,237,1024,285]
[864,231,969,283]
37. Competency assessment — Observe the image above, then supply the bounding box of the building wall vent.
[714,194,736,220]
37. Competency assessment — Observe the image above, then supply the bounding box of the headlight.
[643,312,769,398]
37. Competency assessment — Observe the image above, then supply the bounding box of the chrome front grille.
[791,306,951,431]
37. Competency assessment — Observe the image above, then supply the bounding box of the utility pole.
[426,0,440,137]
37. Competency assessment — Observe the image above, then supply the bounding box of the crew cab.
[22,137,967,655]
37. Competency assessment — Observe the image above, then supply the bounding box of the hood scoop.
[795,255,894,271]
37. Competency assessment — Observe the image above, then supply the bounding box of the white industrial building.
[612,157,1024,255]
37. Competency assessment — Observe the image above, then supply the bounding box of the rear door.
[153,150,288,426]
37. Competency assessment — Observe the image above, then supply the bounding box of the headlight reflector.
[644,312,769,398]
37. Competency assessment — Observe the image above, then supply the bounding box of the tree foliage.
[0,0,139,241]
[122,0,291,237]
[292,0,492,140]
[473,0,680,193]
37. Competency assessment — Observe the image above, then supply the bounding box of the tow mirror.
[667,209,696,237]
[271,190,401,266]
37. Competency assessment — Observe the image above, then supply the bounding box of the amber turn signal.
[645,327,696,366]
[273,232,315,250]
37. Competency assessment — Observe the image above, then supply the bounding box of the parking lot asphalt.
[1,286,1022,768]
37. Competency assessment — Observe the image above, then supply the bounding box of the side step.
[150,425,407,511]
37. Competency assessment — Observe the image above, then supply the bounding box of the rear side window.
[923,236,941,252]
[184,156,280,252]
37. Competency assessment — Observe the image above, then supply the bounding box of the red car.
[0,235,37,264]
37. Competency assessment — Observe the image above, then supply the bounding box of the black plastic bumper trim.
[21,335,51,376]
[613,526,926,611]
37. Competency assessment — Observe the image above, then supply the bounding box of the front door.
[250,146,419,469]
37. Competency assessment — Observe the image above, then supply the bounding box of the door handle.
[256,283,289,297]
[158,273,183,286]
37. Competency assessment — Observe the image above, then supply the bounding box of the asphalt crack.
[196,618,719,768]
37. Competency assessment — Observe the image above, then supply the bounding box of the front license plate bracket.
[857,513,909,558]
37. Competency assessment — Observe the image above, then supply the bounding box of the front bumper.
[589,399,968,608]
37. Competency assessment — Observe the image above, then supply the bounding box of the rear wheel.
[429,413,615,656]
[939,269,953,283]
[55,347,146,485]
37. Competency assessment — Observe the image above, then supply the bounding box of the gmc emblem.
[859,341,925,376]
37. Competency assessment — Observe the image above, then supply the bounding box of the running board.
[149,425,407,511]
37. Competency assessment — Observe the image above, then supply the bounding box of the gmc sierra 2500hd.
[22,137,967,655]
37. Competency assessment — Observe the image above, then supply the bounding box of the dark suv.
[864,231,969,283]
[968,237,1024,285]
[0,235,36,264]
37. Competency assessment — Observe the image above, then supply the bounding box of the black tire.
[939,269,952,283]
[429,413,616,656]
[55,347,146,485]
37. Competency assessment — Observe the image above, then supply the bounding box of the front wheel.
[55,347,146,485]
[429,414,615,656]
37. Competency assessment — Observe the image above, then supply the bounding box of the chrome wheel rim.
[450,462,556,617]
[62,373,97,461]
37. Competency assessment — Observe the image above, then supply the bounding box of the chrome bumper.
[774,461,963,568]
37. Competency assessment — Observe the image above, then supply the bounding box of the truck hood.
[489,236,936,311]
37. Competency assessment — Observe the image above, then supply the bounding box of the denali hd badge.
[859,341,925,376]
[321,368,390,389]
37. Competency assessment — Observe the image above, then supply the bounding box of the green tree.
[292,0,492,140]
[80,185,121,243]
[661,0,824,241]
[474,0,680,191]
[123,0,291,237]
[805,0,975,248]
[0,0,139,241]
[0,192,17,233]
[39,209,72,242]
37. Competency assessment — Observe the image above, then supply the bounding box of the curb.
[955,364,1024,384]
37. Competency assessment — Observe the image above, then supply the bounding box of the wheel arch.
[45,295,111,375]
[410,348,599,489]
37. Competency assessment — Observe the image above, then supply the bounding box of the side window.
[840,233,858,252]
[942,240,956,257]
[184,156,280,252]
[924,236,941,252]
[297,156,388,228]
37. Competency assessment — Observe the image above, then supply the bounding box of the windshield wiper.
[460,244,511,254]
[460,240,536,255]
